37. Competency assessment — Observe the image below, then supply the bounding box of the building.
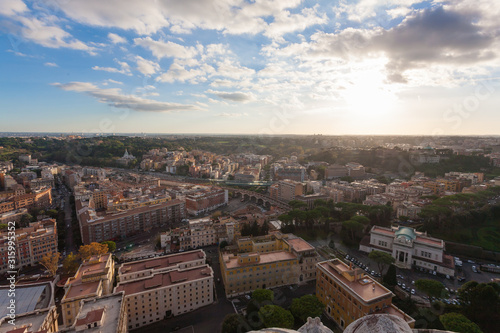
[325,165,348,179]
[117,149,136,166]
[276,180,304,202]
[115,264,213,330]
[316,259,415,330]
[359,226,455,276]
[0,306,59,333]
[0,187,52,214]
[0,219,57,273]
[78,199,186,244]
[117,250,206,282]
[275,166,306,182]
[295,194,329,209]
[60,292,127,333]
[185,188,228,216]
[61,254,115,327]
[220,233,319,297]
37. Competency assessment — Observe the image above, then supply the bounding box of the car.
[371,270,376,276]
[397,274,404,279]
[467,260,476,264]
[432,271,437,276]
[245,295,251,300]
[402,283,406,289]
[458,277,466,282]
[411,280,415,285]
[345,254,350,259]
[397,281,402,287]
[411,289,415,295]
[472,266,477,273]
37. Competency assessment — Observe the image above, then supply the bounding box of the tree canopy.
[439,313,483,333]
[368,250,395,276]
[101,241,116,252]
[252,289,274,303]
[414,279,447,298]
[259,305,294,329]
[62,252,79,275]
[222,313,249,333]
[39,252,60,276]
[290,295,324,324]
[79,242,109,260]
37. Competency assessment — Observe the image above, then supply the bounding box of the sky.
[1,0,500,135]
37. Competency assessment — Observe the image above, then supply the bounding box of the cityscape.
[1,1,500,333]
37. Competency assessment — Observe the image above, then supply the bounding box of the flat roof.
[318,260,393,303]
[115,265,212,296]
[287,237,314,252]
[63,254,110,301]
[72,293,125,333]
[119,250,205,275]
[0,285,47,318]
[223,251,297,269]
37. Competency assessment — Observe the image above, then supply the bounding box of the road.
[63,190,76,254]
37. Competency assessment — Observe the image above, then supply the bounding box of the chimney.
[349,262,352,270]
[372,282,376,292]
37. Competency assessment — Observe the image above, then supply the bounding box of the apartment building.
[115,264,214,330]
[316,259,415,330]
[60,292,127,333]
[117,250,206,282]
[185,188,228,216]
[276,179,304,202]
[78,199,186,244]
[0,187,52,214]
[0,219,57,273]
[61,254,115,327]
[275,166,306,182]
[359,226,455,276]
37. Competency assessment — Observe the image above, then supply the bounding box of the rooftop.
[318,259,393,303]
[287,237,315,252]
[119,250,205,275]
[0,307,55,333]
[223,251,297,269]
[115,265,213,295]
[63,254,111,301]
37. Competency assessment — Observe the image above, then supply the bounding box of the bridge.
[224,187,291,211]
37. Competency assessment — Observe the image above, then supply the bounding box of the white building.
[359,226,455,276]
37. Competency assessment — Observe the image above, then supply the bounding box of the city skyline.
[1,0,500,135]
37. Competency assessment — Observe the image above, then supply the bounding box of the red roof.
[75,308,105,326]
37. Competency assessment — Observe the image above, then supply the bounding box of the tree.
[222,313,250,333]
[415,279,447,299]
[341,220,364,242]
[62,252,79,275]
[290,295,324,324]
[289,200,307,210]
[383,264,397,288]
[258,305,294,329]
[39,252,60,277]
[211,211,222,220]
[368,250,395,276]
[101,241,116,252]
[0,223,7,230]
[439,313,483,333]
[20,213,33,226]
[220,240,228,249]
[79,242,109,260]
[252,289,274,303]
[351,215,370,225]
[457,281,500,332]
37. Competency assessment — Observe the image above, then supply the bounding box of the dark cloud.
[207,90,254,102]
[374,6,497,82]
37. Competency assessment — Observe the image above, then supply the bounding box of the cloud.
[134,37,198,59]
[108,32,127,44]
[264,6,327,40]
[134,55,160,75]
[207,89,255,102]
[92,59,132,75]
[52,81,197,112]
[0,0,28,16]
[104,79,123,85]
[217,112,248,117]
[44,62,58,67]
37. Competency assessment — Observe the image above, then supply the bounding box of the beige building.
[276,180,304,202]
[359,226,455,276]
[117,250,206,282]
[221,232,319,297]
[61,254,115,327]
[0,306,59,333]
[316,259,415,330]
[115,264,214,330]
[60,292,127,333]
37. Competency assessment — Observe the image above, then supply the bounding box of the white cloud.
[108,32,127,44]
[44,62,58,67]
[134,37,198,59]
[52,81,197,112]
[0,0,28,16]
[134,55,160,75]
[264,6,327,40]
[105,79,123,85]
[92,59,131,75]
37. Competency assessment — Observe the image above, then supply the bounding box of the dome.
[395,227,416,241]
[344,314,413,333]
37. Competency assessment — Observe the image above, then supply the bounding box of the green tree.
[439,313,483,333]
[220,240,229,249]
[457,281,500,332]
[259,305,294,329]
[368,250,395,276]
[62,252,80,275]
[289,200,307,209]
[290,295,324,324]
[415,279,447,298]
[222,313,250,333]
[101,241,116,252]
[351,215,370,225]
[341,220,364,242]
[252,289,274,303]
[383,264,397,288]
[0,223,7,230]
[20,213,33,226]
